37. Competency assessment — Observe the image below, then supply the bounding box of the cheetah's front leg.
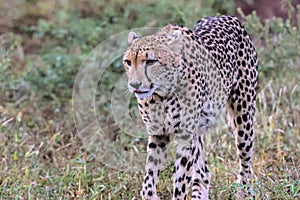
[191,133,210,200]
[173,134,193,200]
[141,135,170,200]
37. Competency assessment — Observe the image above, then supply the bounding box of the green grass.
[0,0,300,199]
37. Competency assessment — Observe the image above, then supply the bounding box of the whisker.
[124,88,131,96]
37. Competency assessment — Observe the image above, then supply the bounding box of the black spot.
[238,142,245,150]
[241,163,249,168]
[174,121,180,127]
[245,145,251,152]
[238,69,243,77]
[237,104,242,112]
[250,129,254,137]
[239,82,244,90]
[237,116,242,125]
[247,94,251,102]
[170,99,176,105]
[193,178,200,184]
[238,50,243,57]
[148,155,154,162]
[242,114,248,122]
[148,170,153,176]
[149,142,157,148]
[198,137,203,148]
[178,176,182,182]
[182,184,186,193]
[144,175,149,183]
[230,103,234,110]
[242,100,247,108]
[246,122,251,130]
[238,130,244,137]
[157,94,164,101]
[148,191,153,196]
[150,98,156,104]
[204,166,209,173]
[180,157,188,167]
[186,176,192,183]
[240,42,244,49]
[174,187,180,197]
[245,157,251,161]
[242,61,246,67]
[244,133,248,141]
[158,142,166,149]
[246,80,250,87]
[187,161,192,171]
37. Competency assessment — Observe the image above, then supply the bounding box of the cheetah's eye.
[146,59,158,66]
[124,60,131,67]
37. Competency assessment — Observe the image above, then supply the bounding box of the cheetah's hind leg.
[226,86,256,198]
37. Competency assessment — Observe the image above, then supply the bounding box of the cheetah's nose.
[129,81,142,89]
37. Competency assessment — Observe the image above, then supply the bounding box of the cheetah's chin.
[134,85,160,99]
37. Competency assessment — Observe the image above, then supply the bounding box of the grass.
[0,0,300,199]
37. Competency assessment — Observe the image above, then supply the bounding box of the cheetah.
[122,15,258,199]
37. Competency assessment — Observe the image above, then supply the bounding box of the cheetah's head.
[123,29,183,99]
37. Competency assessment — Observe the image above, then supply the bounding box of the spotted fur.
[123,15,258,199]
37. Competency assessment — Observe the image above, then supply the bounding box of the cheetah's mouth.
[134,84,160,99]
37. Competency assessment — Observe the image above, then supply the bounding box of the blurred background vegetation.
[0,0,300,199]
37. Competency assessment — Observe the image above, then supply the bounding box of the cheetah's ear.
[128,31,140,45]
[167,30,183,53]
[170,30,182,41]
